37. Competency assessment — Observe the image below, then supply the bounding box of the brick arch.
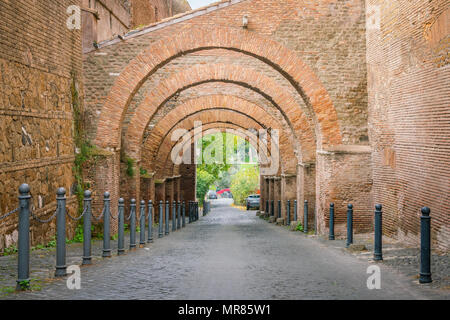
[152,109,286,178]
[123,64,316,163]
[141,95,296,172]
[168,124,272,179]
[96,25,341,152]
[154,118,278,178]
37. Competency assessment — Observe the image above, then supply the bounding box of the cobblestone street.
[1,200,448,300]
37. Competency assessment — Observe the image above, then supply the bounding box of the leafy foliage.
[295,222,304,232]
[126,157,135,177]
[196,168,216,205]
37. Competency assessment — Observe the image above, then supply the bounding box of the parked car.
[207,191,218,199]
[246,194,260,210]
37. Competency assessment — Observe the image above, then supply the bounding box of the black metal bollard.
[182,201,186,227]
[118,198,125,255]
[294,200,298,222]
[177,201,181,230]
[130,199,137,249]
[271,200,274,216]
[286,200,291,226]
[266,200,269,215]
[147,200,153,243]
[158,201,163,238]
[82,190,92,265]
[140,200,146,246]
[102,192,112,258]
[419,207,432,283]
[172,201,177,232]
[329,203,335,240]
[304,200,308,233]
[346,204,353,248]
[17,184,31,290]
[165,201,170,235]
[374,204,383,261]
[188,201,191,223]
[55,188,67,277]
[196,202,199,221]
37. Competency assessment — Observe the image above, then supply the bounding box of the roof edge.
[84,0,248,54]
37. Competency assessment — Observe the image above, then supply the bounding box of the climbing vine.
[71,73,86,215]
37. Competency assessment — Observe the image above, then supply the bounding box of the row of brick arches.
[85,20,376,238]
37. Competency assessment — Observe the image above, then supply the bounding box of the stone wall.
[366,0,449,251]
[0,0,83,252]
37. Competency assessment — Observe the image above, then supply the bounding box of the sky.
[187,0,219,10]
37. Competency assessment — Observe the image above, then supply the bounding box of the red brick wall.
[81,0,449,251]
[316,146,373,236]
[367,0,449,251]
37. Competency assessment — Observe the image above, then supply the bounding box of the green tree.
[230,165,260,205]
[196,168,216,205]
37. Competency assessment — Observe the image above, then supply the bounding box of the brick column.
[120,159,141,218]
[268,177,274,213]
[180,164,196,202]
[263,177,269,214]
[273,177,281,218]
[87,151,120,235]
[259,175,265,214]
[297,162,316,227]
[174,176,181,201]
[316,146,373,236]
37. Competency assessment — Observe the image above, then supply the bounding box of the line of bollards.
[325,202,432,283]
[266,197,434,284]
[12,184,203,290]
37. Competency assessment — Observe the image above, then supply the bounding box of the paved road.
[4,199,447,300]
